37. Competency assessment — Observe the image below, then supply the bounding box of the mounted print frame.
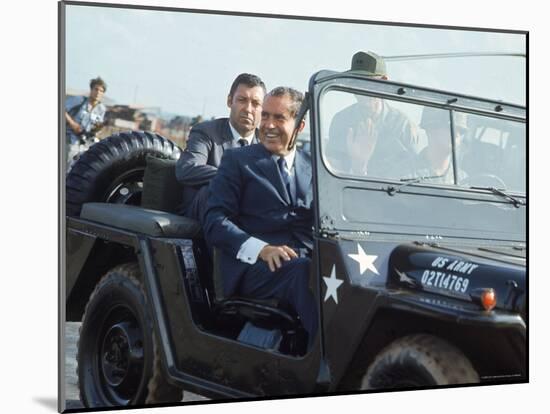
[59,1,527,412]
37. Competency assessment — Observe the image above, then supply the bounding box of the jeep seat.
[80,202,202,238]
[210,247,302,330]
[141,154,184,214]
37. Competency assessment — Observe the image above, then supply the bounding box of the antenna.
[382,52,525,62]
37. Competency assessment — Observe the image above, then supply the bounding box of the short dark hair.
[90,77,107,92]
[228,73,266,97]
[267,87,304,118]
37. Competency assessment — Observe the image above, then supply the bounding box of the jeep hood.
[388,242,526,315]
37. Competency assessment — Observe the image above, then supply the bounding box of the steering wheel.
[460,173,507,189]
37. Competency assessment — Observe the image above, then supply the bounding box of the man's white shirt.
[229,122,255,145]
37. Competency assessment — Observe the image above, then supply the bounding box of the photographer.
[65,76,107,166]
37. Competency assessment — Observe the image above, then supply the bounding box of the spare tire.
[66,131,181,217]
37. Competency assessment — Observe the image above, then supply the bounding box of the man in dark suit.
[176,73,266,220]
[204,87,317,348]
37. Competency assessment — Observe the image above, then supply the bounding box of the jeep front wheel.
[363,334,479,389]
[77,263,183,408]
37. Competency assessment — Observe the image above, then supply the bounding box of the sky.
[64,3,526,119]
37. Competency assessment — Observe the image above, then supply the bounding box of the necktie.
[277,157,292,202]
[277,157,311,249]
[237,138,248,147]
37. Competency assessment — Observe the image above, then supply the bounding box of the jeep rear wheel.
[66,131,181,217]
[77,263,183,408]
[363,334,479,389]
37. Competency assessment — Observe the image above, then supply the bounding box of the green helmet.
[420,106,468,132]
[349,51,387,77]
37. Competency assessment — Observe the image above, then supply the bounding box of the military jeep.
[64,68,526,408]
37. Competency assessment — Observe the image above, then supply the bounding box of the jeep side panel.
[67,218,326,398]
[144,237,324,397]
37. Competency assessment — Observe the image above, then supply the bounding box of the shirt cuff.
[237,237,268,264]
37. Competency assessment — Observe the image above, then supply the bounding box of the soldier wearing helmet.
[326,51,419,177]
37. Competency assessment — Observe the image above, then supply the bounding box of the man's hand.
[73,123,83,134]
[259,245,298,272]
[65,112,83,134]
[346,118,378,174]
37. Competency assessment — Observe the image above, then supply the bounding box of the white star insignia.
[348,244,379,275]
[323,265,344,304]
[395,269,415,286]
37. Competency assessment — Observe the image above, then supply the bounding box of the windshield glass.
[320,89,526,193]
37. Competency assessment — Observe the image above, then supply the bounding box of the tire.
[66,130,181,217]
[363,334,479,389]
[77,263,183,408]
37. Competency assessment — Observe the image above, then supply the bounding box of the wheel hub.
[100,321,144,395]
[104,169,144,205]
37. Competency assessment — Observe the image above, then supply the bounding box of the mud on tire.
[77,263,183,408]
[66,130,181,217]
[363,334,479,389]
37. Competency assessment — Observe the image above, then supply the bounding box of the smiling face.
[259,94,304,156]
[227,84,264,137]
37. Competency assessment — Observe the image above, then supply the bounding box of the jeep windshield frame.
[308,71,526,243]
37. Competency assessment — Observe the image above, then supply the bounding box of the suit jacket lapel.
[294,150,312,205]
[253,145,291,205]
[222,119,235,150]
